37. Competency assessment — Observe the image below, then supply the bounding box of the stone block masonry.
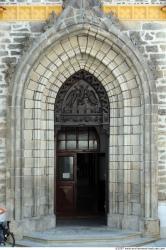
[0,22,44,206]
[0,19,166,204]
[123,21,166,200]
[0,16,166,229]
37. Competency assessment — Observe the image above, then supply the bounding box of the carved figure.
[66,88,77,108]
[86,88,98,105]
[55,70,109,126]
[63,82,99,114]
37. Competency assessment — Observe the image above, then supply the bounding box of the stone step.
[15,228,158,247]
[23,231,142,243]
[16,236,158,247]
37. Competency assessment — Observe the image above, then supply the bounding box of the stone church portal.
[6,0,159,238]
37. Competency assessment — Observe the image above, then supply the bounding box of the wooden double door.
[56,153,105,217]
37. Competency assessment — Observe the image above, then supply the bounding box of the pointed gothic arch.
[7,7,159,236]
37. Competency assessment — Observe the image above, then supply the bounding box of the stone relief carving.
[63,81,100,114]
[41,0,121,32]
[129,31,145,53]
[148,61,158,80]
[4,58,16,86]
[21,34,34,55]
[55,70,109,126]
[106,11,121,29]
[130,32,142,46]
[43,11,58,32]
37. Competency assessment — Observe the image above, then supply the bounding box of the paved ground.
[143,239,166,247]
[16,225,160,247]
[16,218,166,248]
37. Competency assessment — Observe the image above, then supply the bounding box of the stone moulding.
[0,5,62,21]
[0,5,165,21]
[102,5,166,20]
[7,1,159,239]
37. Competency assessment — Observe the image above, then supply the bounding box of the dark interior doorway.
[77,153,105,216]
[54,70,110,226]
[55,127,107,225]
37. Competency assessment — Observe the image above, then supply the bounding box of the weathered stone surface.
[144,33,153,40]
[146,45,158,52]
[143,23,166,30]
[0,0,165,240]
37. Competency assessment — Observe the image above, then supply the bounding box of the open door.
[77,153,98,215]
[55,127,107,222]
[76,153,107,216]
[56,152,107,218]
[56,154,76,215]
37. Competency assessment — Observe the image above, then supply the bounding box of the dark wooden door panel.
[56,154,76,215]
[55,150,106,217]
[56,181,75,213]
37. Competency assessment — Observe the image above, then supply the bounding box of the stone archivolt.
[7,0,159,238]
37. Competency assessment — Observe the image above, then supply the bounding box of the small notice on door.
[63,173,70,179]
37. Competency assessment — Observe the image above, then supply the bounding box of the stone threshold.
[16,227,159,247]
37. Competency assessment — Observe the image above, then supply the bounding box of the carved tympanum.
[55,70,109,126]
[63,80,100,114]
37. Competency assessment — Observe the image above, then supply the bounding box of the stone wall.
[0,19,166,205]
[123,21,166,200]
[0,22,44,206]
[8,4,160,234]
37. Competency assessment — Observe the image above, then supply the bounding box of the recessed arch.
[7,21,159,236]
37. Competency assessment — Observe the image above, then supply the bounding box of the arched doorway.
[54,70,110,223]
[8,9,159,235]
